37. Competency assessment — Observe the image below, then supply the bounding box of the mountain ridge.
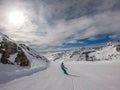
[0,32,49,68]
[40,42,120,62]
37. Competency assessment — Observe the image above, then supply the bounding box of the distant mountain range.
[40,42,120,62]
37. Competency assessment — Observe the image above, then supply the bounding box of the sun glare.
[8,10,25,27]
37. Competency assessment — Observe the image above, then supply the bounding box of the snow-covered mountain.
[41,42,120,62]
[0,32,49,68]
[0,32,120,89]
[0,32,50,84]
[89,42,120,61]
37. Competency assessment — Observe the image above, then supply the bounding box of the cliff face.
[0,32,48,67]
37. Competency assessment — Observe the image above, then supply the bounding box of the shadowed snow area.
[0,60,120,90]
[0,63,48,84]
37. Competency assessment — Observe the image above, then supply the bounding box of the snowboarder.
[61,62,80,77]
[61,62,69,75]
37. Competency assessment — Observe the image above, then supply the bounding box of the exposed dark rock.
[116,44,120,52]
[0,52,14,64]
[15,52,30,66]
[0,32,48,67]
[0,36,30,66]
[1,55,9,64]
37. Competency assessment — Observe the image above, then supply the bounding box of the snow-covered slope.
[0,60,120,90]
[89,43,120,61]
[19,44,49,68]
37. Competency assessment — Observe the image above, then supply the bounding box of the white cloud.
[0,0,120,49]
[109,34,120,39]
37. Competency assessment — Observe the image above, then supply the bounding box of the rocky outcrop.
[116,44,120,52]
[0,32,48,67]
[15,52,29,66]
[0,37,29,66]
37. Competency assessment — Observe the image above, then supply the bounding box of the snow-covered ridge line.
[41,42,120,62]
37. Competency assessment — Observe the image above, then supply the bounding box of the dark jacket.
[61,62,68,75]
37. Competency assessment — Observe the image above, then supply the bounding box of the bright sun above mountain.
[8,10,25,26]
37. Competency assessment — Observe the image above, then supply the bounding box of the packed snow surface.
[0,60,120,90]
[0,63,48,84]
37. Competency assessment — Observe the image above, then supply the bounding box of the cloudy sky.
[0,0,120,50]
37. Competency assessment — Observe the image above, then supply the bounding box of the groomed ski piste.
[0,60,120,90]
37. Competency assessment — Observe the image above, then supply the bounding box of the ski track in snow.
[0,61,120,90]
